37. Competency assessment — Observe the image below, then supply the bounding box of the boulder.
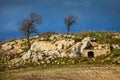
[55,40,75,50]
[63,34,75,39]
[69,53,78,58]
[113,57,120,64]
[16,39,25,44]
[49,34,61,40]
[80,37,92,52]
[71,42,81,55]
[10,58,22,65]
[21,50,43,62]
[60,52,68,57]
[31,41,56,52]
[21,50,32,60]
[13,44,23,54]
[2,43,13,50]
[44,50,60,56]
[112,44,120,49]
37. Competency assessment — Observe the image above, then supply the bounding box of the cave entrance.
[88,51,94,58]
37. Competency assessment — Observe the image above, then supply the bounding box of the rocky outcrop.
[31,41,56,52]
[1,43,13,51]
[49,34,62,41]
[55,40,75,50]
[0,35,112,65]
[70,42,81,55]
[22,50,44,62]
[0,39,26,54]
[20,37,94,62]
[80,37,92,52]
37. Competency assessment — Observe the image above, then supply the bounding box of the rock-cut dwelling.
[81,37,111,58]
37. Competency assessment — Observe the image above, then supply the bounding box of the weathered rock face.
[1,43,13,51]
[21,37,97,62]
[114,57,120,63]
[82,43,111,57]
[55,40,75,50]
[22,50,44,62]
[21,50,59,62]
[0,39,26,54]
[112,44,120,49]
[49,34,62,41]
[80,37,92,52]
[20,39,76,62]
[70,42,81,55]
[22,50,32,60]
[31,41,56,52]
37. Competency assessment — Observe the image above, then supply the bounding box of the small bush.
[74,37,82,43]
[0,53,10,71]
[21,47,29,52]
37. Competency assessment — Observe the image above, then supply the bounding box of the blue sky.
[0,0,120,41]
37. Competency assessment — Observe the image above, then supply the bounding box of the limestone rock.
[0,34,112,64]
[113,57,120,64]
[112,44,120,49]
[10,58,22,65]
[60,52,68,57]
[55,40,75,50]
[81,37,92,52]
[44,50,60,56]
[31,41,56,52]
[2,43,13,50]
[63,34,75,39]
[71,42,81,55]
[21,50,43,62]
[21,50,33,60]
[69,53,78,58]
[50,34,61,40]
[16,39,25,44]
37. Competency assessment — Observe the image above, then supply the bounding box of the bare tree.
[64,15,77,34]
[20,13,42,49]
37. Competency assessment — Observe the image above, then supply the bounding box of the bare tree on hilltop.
[64,15,77,34]
[20,13,42,49]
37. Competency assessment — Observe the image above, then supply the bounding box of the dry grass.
[0,66,120,80]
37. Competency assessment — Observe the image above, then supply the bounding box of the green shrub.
[21,47,29,52]
[87,59,95,64]
[0,53,10,71]
[109,49,120,59]
[74,37,82,43]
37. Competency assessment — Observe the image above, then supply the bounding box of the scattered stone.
[112,44,120,49]
[2,43,13,50]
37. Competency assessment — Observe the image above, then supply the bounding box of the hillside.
[0,32,120,71]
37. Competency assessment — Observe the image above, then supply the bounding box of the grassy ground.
[0,65,120,80]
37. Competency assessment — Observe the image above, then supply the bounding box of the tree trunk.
[27,36,31,49]
[67,26,70,34]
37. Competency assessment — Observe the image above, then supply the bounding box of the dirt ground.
[0,65,120,80]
